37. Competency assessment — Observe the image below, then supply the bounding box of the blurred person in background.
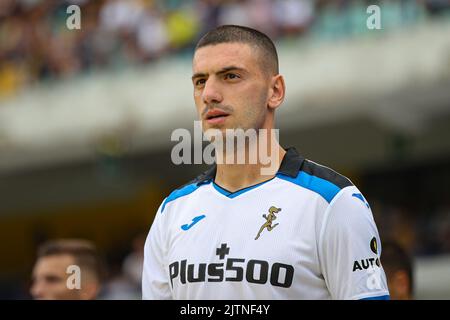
[122,232,146,290]
[30,239,105,300]
[273,0,314,36]
[102,232,146,299]
[381,240,414,300]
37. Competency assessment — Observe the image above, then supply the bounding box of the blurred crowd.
[1,0,449,100]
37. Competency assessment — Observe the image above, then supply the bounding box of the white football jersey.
[142,148,389,300]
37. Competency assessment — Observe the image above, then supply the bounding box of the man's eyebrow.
[191,72,207,81]
[191,66,247,80]
[216,66,247,75]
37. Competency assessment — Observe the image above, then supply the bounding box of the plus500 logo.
[169,258,294,288]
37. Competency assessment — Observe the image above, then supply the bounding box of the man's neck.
[214,142,286,193]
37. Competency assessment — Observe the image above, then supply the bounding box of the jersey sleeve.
[142,201,172,300]
[319,186,390,300]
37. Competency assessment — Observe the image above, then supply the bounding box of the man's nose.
[202,78,223,105]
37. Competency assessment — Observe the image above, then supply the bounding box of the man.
[30,239,104,300]
[381,241,414,300]
[142,25,389,300]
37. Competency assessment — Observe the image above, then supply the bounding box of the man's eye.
[195,79,205,86]
[44,275,63,284]
[225,73,239,80]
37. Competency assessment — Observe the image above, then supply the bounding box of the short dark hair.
[37,239,105,283]
[195,25,279,75]
[381,240,414,295]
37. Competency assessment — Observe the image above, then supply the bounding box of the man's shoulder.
[300,159,354,190]
[298,159,371,213]
[160,165,216,213]
[277,148,354,204]
[177,165,217,190]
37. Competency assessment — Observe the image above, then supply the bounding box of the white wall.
[415,255,450,299]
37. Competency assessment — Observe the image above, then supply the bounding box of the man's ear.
[391,270,411,300]
[80,281,100,300]
[267,74,286,110]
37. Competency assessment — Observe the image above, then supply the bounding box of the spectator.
[101,233,146,300]
[30,239,105,300]
[135,5,169,61]
[381,240,414,300]
[273,0,314,36]
[122,232,146,290]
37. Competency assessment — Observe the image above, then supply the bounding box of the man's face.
[30,254,82,300]
[192,42,271,133]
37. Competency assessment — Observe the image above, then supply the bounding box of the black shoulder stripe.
[176,165,216,190]
[301,159,353,189]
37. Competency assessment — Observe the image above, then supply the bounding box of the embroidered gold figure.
[255,206,282,240]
